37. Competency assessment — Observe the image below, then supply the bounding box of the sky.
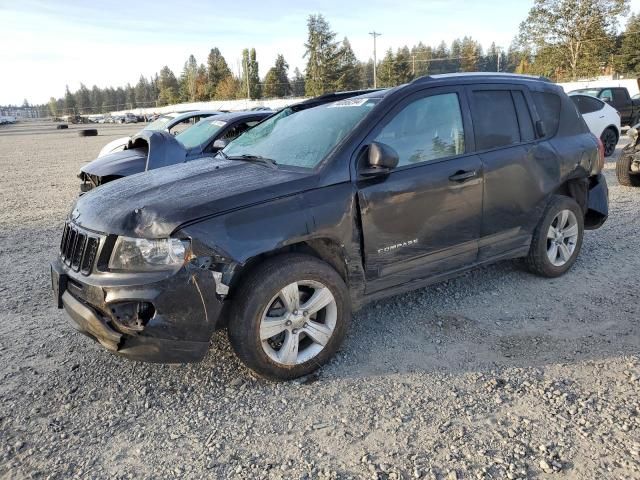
[2,0,640,105]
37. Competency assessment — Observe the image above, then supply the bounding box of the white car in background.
[570,93,621,157]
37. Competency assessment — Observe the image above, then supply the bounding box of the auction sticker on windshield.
[327,98,369,108]
[210,120,227,127]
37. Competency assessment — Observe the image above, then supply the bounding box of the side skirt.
[358,245,530,308]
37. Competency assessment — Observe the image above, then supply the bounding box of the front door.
[356,87,483,293]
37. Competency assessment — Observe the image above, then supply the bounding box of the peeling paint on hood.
[71,157,315,238]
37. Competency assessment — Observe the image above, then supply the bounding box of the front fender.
[178,183,366,302]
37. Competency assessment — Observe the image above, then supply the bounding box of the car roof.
[169,110,223,120]
[194,110,272,123]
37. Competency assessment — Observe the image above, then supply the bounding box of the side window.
[221,121,257,141]
[169,119,194,135]
[613,88,627,104]
[571,95,604,114]
[512,91,535,143]
[374,93,465,167]
[599,89,613,103]
[532,91,561,138]
[470,90,520,150]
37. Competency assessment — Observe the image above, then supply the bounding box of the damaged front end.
[51,221,228,362]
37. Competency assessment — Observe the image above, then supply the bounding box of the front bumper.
[51,258,224,363]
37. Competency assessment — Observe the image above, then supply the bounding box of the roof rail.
[409,72,552,84]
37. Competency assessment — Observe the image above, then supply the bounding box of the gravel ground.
[0,121,639,480]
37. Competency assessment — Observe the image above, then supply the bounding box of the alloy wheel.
[546,209,579,267]
[601,129,617,157]
[259,280,337,366]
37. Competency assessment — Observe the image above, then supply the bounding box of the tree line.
[45,0,640,116]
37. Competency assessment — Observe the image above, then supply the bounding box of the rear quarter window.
[532,92,561,138]
[571,95,604,115]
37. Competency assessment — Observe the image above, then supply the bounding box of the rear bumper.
[585,173,608,230]
[51,259,224,363]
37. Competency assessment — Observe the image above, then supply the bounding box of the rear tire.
[56,124,68,130]
[616,153,640,187]
[600,127,618,157]
[227,254,351,381]
[524,195,584,278]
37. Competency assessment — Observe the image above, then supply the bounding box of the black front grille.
[59,223,99,275]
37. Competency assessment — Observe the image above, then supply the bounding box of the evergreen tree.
[411,42,432,77]
[64,85,76,114]
[180,54,199,102]
[335,37,361,91]
[158,66,179,106]
[617,13,640,74]
[430,41,449,74]
[115,87,126,110]
[90,85,103,113]
[125,83,136,109]
[304,14,339,95]
[76,83,91,114]
[263,54,290,98]
[360,59,375,89]
[291,67,306,96]
[134,76,150,107]
[378,49,396,87]
[460,37,482,72]
[394,46,413,84]
[241,48,261,99]
[206,47,232,98]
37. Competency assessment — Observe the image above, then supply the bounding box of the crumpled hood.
[82,148,147,177]
[82,130,187,178]
[71,157,314,238]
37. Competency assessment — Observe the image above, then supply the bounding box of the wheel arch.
[227,238,351,298]
[601,124,619,140]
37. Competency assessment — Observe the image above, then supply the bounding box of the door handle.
[449,170,478,182]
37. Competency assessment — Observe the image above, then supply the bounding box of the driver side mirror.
[212,138,230,151]
[360,142,399,177]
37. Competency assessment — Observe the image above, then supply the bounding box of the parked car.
[616,126,640,186]
[569,93,621,156]
[51,75,608,380]
[79,111,270,192]
[570,87,640,126]
[97,110,222,158]
[118,113,138,124]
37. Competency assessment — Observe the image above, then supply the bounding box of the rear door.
[467,85,546,260]
[356,87,483,292]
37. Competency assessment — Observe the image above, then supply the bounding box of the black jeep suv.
[51,74,608,380]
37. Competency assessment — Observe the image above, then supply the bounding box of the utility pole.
[411,54,416,76]
[496,46,503,72]
[369,31,382,88]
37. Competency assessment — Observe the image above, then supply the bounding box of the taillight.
[594,134,605,173]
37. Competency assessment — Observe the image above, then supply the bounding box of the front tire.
[616,153,640,187]
[524,195,584,278]
[227,254,351,381]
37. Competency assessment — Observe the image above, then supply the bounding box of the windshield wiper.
[226,154,277,169]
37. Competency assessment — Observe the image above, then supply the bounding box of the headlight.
[109,237,189,271]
